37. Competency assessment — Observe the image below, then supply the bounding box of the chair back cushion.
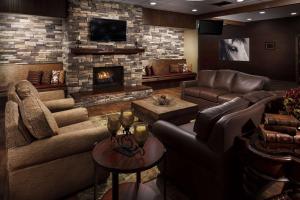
[7,83,21,104]
[198,70,217,88]
[231,72,265,93]
[193,97,249,141]
[5,101,34,149]
[19,96,59,139]
[16,80,39,98]
[213,70,237,91]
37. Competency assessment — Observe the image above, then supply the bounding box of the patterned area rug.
[76,114,160,200]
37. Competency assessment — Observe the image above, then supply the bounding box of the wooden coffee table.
[132,96,198,125]
[92,135,166,200]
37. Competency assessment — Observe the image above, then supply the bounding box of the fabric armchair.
[5,100,109,200]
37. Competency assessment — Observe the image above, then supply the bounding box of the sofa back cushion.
[19,95,59,139]
[5,101,35,149]
[231,72,265,93]
[198,70,217,88]
[193,97,249,141]
[213,70,236,91]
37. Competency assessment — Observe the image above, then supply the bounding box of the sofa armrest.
[152,120,218,168]
[53,108,89,127]
[43,98,75,112]
[181,80,198,89]
[7,127,109,171]
[39,90,65,101]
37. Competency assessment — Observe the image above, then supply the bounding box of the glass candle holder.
[133,122,149,149]
[120,109,134,133]
[107,114,121,138]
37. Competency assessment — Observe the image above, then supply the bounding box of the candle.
[136,125,146,133]
[134,123,149,147]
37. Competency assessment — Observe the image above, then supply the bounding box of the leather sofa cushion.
[193,97,249,141]
[183,87,201,98]
[5,101,34,149]
[19,95,59,139]
[242,90,274,104]
[218,93,242,103]
[213,70,236,91]
[231,73,264,93]
[198,70,216,87]
[198,87,228,102]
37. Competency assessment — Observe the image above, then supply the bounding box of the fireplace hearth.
[93,66,124,90]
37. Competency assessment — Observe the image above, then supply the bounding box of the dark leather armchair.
[152,94,277,200]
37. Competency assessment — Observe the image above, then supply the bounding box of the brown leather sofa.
[152,91,278,200]
[4,84,109,200]
[142,59,197,88]
[182,70,271,110]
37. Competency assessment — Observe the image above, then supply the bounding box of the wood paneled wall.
[0,0,67,18]
[143,8,197,29]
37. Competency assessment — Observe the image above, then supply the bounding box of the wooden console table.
[238,131,300,200]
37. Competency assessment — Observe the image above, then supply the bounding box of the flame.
[97,71,112,80]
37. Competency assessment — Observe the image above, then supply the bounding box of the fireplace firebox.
[93,66,124,89]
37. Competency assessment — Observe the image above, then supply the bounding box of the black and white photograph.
[220,38,250,61]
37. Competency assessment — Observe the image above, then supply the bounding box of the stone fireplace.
[93,66,124,90]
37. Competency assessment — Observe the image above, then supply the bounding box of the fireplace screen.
[93,66,124,89]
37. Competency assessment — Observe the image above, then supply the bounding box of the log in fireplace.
[93,66,124,89]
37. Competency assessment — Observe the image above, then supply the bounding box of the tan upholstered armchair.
[8,80,75,112]
[5,96,109,200]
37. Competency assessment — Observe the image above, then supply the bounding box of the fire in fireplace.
[93,66,124,89]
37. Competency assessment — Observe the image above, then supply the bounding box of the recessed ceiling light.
[192,9,198,12]
[259,11,266,14]
[237,0,244,2]
[150,2,157,6]
[291,12,297,16]
[247,18,252,21]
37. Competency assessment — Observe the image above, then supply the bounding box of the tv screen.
[90,18,127,42]
[197,20,223,35]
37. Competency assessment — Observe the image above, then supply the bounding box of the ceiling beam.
[198,0,300,19]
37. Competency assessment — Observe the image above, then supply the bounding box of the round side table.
[92,135,166,200]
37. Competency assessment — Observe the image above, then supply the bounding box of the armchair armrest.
[53,108,89,127]
[7,127,109,171]
[152,120,218,168]
[39,90,65,101]
[43,98,75,112]
[181,80,198,89]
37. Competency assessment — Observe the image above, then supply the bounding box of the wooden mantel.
[70,48,145,55]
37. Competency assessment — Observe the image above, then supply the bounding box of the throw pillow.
[41,71,52,84]
[19,96,59,139]
[27,71,42,85]
[170,64,180,73]
[146,66,154,76]
[193,97,249,141]
[142,66,147,76]
[51,70,60,84]
[59,70,65,84]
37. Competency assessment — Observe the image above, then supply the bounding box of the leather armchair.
[152,95,277,200]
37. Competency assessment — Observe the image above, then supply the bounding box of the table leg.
[164,154,167,200]
[112,172,119,200]
[94,165,98,200]
[136,172,141,185]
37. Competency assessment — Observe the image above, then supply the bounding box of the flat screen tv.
[90,18,127,42]
[197,20,223,35]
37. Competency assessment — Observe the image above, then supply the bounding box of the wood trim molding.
[198,0,300,19]
[143,8,197,29]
